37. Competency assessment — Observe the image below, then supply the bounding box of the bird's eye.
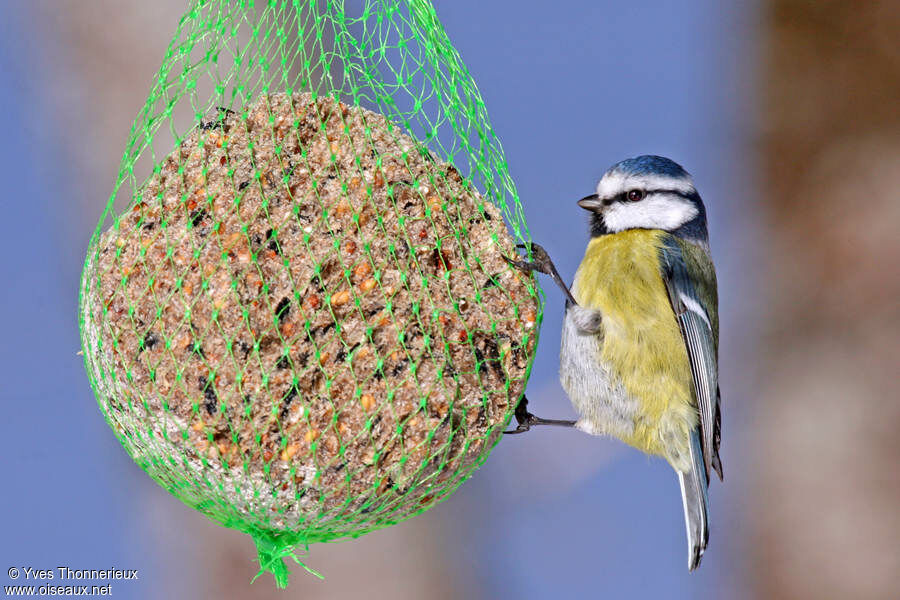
[627,189,644,202]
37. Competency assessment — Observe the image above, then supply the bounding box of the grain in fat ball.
[82,92,539,536]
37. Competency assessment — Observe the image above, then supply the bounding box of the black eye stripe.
[610,188,694,203]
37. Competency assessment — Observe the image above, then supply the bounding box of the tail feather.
[677,429,710,571]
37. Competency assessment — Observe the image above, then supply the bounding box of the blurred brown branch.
[752,1,900,598]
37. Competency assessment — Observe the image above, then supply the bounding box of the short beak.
[577,193,603,211]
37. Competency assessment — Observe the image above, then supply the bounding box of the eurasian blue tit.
[506,155,722,571]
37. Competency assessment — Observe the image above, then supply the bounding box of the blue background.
[1,1,758,598]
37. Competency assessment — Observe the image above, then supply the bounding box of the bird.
[505,155,722,571]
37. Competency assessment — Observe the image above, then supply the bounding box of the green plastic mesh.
[79,0,542,587]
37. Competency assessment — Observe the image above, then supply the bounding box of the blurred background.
[1,0,897,598]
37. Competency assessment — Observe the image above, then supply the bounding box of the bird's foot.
[504,243,578,306]
[504,395,576,434]
[504,242,554,275]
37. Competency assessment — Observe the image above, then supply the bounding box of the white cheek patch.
[602,193,699,232]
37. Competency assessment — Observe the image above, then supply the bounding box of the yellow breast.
[572,229,696,457]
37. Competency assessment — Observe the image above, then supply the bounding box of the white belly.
[559,306,639,439]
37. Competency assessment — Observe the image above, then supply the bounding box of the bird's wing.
[659,235,723,480]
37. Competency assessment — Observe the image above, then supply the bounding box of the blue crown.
[609,155,690,179]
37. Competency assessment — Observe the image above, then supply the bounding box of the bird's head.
[578,155,707,241]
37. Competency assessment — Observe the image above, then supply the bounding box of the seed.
[304,429,320,443]
[306,294,321,310]
[331,290,351,306]
[360,394,375,411]
[336,200,351,216]
[281,443,299,461]
[353,262,372,280]
[523,311,537,329]
[225,232,242,249]
[360,278,376,292]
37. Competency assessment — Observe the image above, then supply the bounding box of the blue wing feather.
[659,236,723,480]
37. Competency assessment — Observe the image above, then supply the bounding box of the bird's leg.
[504,395,576,435]
[505,242,578,307]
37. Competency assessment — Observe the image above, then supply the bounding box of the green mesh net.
[79,0,541,587]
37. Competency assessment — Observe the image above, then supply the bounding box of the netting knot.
[251,532,323,587]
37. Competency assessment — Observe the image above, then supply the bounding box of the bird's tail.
[677,428,710,571]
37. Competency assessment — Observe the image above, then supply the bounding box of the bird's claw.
[504,242,579,307]
[504,242,554,276]
[504,419,535,435]
[504,395,538,434]
[504,395,576,435]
